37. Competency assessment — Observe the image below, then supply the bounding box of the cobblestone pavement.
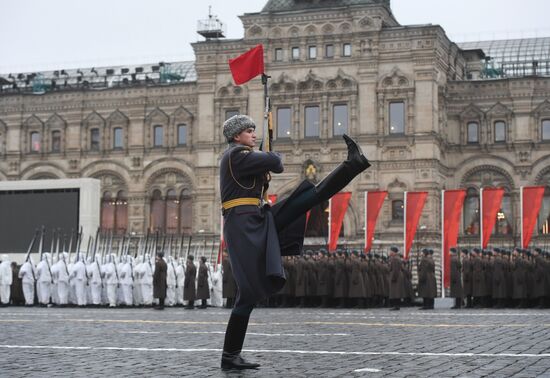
[1,305,550,377]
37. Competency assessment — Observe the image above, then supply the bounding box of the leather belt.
[222,197,260,210]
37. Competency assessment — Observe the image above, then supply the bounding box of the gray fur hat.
[223,114,256,143]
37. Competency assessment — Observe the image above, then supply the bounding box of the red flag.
[404,192,428,259]
[328,192,352,252]
[228,44,264,85]
[364,191,387,253]
[442,190,466,289]
[522,186,546,248]
[481,187,504,248]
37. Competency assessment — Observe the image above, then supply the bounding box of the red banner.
[442,189,466,288]
[228,44,264,85]
[328,192,351,252]
[522,186,546,248]
[481,187,504,248]
[404,192,428,259]
[364,191,387,253]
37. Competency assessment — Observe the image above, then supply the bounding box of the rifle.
[68,228,74,256]
[24,229,39,263]
[75,226,83,261]
[49,229,56,261]
[38,226,54,284]
[260,73,273,203]
[186,235,193,260]
[167,234,178,288]
[210,236,216,267]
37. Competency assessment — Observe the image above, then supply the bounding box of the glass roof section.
[459,37,550,78]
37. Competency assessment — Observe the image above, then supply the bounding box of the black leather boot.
[272,134,370,232]
[221,313,260,370]
[313,134,371,203]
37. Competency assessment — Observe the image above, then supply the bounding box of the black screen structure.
[0,188,80,254]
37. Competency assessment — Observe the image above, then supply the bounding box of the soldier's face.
[234,128,256,148]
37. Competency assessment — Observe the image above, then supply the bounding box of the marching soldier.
[18,257,36,306]
[316,251,330,308]
[348,251,366,308]
[197,256,210,309]
[449,248,463,309]
[402,257,413,306]
[0,255,12,305]
[218,114,370,369]
[333,251,347,308]
[472,248,486,308]
[513,248,528,308]
[388,247,404,311]
[461,249,473,308]
[184,255,196,309]
[492,249,507,308]
[153,252,167,310]
[484,250,494,307]
[418,248,436,310]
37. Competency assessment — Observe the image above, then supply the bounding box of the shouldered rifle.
[260,73,273,202]
[186,235,193,260]
[25,229,39,263]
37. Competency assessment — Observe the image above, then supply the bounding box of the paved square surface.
[1,306,550,377]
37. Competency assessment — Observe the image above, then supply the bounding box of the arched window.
[150,189,165,232]
[494,192,513,235]
[101,190,128,234]
[115,190,128,234]
[101,191,115,231]
[539,187,550,235]
[463,188,479,235]
[392,200,404,221]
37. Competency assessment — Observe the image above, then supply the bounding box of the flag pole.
[328,198,332,252]
[441,190,445,299]
[364,191,368,253]
[403,192,407,258]
[480,188,484,249]
[520,186,524,249]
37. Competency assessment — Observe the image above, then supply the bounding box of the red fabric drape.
[443,190,467,289]
[404,192,428,259]
[481,188,504,248]
[268,194,278,204]
[228,44,264,85]
[364,191,387,253]
[328,192,352,252]
[522,186,546,248]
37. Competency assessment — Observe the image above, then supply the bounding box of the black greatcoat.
[153,258,167,299]
[196,262,210,300]
[220,144,287,307]
[450,255,463,298]
[184,263,196,301]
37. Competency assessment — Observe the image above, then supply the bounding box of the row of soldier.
[253,247,437,310]
[449,247,550,309]
[1,228,226,309]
